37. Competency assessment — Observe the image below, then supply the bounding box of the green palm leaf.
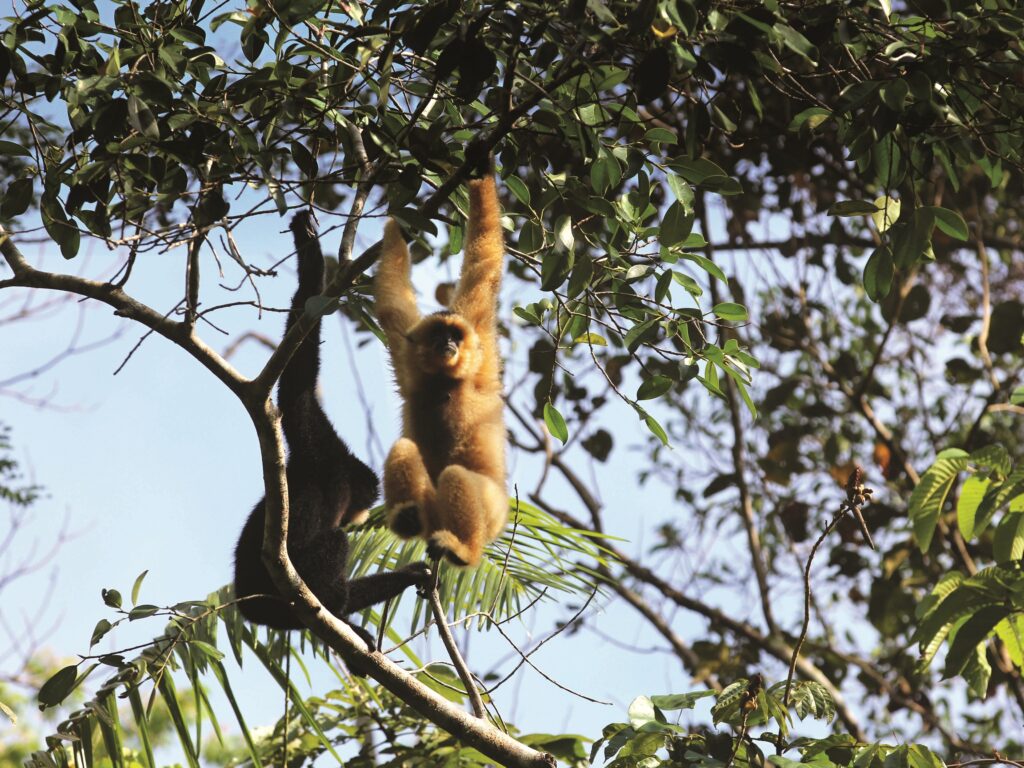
[345,498,615,634]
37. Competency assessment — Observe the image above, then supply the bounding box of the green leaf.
[788,107,831,132]
[544,402,568,444]
[908,454,967,552]
[38,665,79,707]
[91,619,113,647]
[665,173,693,210]
[627,696,660,728]
[126,685,157,768]
[128,604,159,620]
[995,615,1024,667]
[649,691,715,710]
[513,305,542,325]
[661,200,694,247]
[993,511,1024,563]
[102,588,123,608]
[962,641,992,698]
[712,302,748,322]
[681,252,726,282]
[2,177,34,218]
[1011,386,1024,406]
[871,195,901,233]
[127,94,161,140]
[623,317,659,352]
[975,468,1024,537]
[957,476,990,540]
[637,376,672,400]
[644,127,677,144]
[0,140,31,157]
[943,605,1005,678]
[906,745,945,768]
[505,175,530,207]
[131,569,149,605]
[829,200,880,216]
[863,247,894,301]
[879,79,909,111]
[774,23,818,63]
[642,412,669,446]
[929,206,969,241]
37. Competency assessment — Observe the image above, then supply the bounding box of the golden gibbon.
[374,174,507,567]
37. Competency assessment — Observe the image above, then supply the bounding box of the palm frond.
[346,497,617,634]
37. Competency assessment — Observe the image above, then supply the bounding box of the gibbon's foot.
[426,531,473,567]
[346,622,378,658]
[342,508,370,527]
[401,561,434,596]
[388,502,424,538]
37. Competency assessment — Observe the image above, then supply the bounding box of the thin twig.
[783,468,873,708]
[426,575,487,719]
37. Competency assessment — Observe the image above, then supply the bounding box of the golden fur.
[374,176,507,566]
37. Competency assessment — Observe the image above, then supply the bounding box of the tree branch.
[698,194,778,637]
[0,227,246,396]
[427,576,488,719]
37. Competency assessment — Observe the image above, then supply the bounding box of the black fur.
[233,213,427,643]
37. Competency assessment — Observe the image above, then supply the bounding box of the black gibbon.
[374,173,507,567]
[233,213,428,645]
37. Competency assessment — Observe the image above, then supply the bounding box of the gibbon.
[234,213,428,645]
[374,173,508,567]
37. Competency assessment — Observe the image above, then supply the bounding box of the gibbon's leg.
[428,466,508,567]
[344,562,431,613]
[384,438,436,538]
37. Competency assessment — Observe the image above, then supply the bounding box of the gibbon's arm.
[449,176,504,330]
[375,221,422,346]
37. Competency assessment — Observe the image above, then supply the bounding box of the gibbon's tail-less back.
[375,174,508,567]
[233,213,427,639]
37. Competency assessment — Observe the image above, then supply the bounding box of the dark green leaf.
[90,619,113,647]
[661,201,694,247]
[2,178,34,218]
[38,665,78,707]
[637,375,672,400]
[127,95,160,140]
[863,247,894,301]
[0,140,31,157]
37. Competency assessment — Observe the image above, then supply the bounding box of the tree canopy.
[2,0,1024,766]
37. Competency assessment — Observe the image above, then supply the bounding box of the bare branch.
[427,574,488,719]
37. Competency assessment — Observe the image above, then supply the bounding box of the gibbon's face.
[407,312,478,378]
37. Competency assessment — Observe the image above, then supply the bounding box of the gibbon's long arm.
[449,177,503,330]
[376,221,422,346]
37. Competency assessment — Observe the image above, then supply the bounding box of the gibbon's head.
[406,311,479,378]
